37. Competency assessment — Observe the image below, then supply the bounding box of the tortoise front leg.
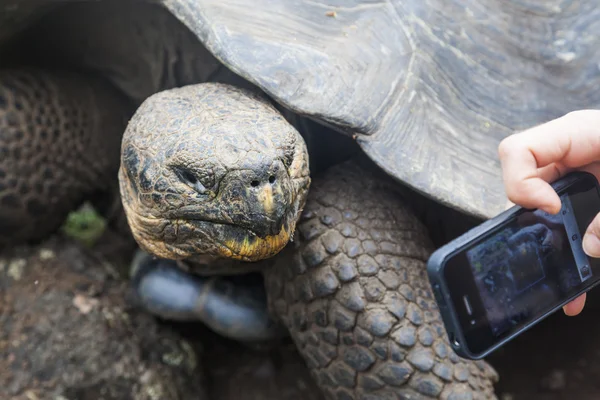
[264,159,499,400]
[129,249,286,342]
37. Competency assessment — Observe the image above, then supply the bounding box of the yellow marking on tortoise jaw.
[223,225,291,261]
[257,185,274,214]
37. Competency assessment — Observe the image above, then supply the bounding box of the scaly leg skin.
[0,68,131,247]
[265,159,499,400]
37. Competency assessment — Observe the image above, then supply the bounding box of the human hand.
[498,110,600,317]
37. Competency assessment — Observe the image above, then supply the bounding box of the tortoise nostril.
[251,176,276,187]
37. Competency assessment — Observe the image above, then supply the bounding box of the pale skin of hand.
[498,109,600,317]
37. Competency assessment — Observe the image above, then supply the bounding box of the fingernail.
[583,232,600,257]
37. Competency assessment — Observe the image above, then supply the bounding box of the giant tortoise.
[1,1,596,399]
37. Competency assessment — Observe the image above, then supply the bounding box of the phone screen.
[444,174,600,355]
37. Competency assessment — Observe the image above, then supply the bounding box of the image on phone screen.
[442,175,600,356]
[466,193,589,337]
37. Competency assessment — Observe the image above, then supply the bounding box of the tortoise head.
[118,83,310,263]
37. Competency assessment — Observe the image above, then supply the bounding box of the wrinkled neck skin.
[118,82,311,276]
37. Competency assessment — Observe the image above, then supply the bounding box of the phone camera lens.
[582,265,591,277]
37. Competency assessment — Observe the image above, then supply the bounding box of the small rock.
[39,248,55,260]
[7,258,26,281]
[72,294,99,314]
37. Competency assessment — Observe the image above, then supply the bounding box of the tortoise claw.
[130,250,286,342]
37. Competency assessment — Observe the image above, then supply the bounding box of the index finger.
[498,110,600,214]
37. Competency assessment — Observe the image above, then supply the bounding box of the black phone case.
[427,171,600,360]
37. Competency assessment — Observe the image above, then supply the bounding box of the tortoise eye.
[174,167,208,195]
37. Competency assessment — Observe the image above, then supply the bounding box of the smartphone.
[427,171,600,360]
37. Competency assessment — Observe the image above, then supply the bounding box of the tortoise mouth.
[171,210,295,262]
[168,206,289,239]
[214,222,293,261]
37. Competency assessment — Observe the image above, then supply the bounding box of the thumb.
[582,212,600,258]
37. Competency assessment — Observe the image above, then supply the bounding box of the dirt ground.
[488,297,600,400]
[3,230,600,400]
